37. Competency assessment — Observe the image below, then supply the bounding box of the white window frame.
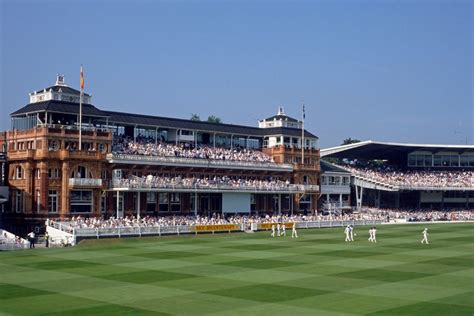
[48,190,58,213]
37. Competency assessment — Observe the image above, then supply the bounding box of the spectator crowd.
[113,136,273,163]
[339,164,473,187]
[362,207,474,222]
[48,208,474,231]
[115,175,295,190]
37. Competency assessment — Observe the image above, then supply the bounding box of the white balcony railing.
[107,153,294,171]
[69,178,103,187]
[111,179,318,193]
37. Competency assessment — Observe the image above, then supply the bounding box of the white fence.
[0,229,29,251]
[53,219,384,243]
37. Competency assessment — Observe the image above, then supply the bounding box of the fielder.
[350,225,355,242]
[368,227,373,242]
[421,228,429,244]
[372,227,377,243]
[271,224,276,237]
[344,225,351,242]
[291,223,298,238]
[281,224,286,236]
[277,223,281,237]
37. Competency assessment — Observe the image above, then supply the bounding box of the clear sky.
[1,0,472,148]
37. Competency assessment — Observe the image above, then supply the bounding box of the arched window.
[15,166,23,179]
[71,166,92,179]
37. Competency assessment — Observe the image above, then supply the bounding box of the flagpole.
[79,65,83,151]
[301,103,305,165]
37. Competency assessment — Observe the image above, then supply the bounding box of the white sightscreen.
[222,193,251,213]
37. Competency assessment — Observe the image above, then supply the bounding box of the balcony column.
[213,133,216,148]
[355,185,364,210]
[466,191,469,209]
[116,191,120,218]
[290,194,294,215]
[278,194,282,215]
[39,161,49,213]
[339,194,343,208]
[24,161,33,213]
[61,161,70,217]
[137,191,141,219]
[375,191,381,208]
[194,193,198,216]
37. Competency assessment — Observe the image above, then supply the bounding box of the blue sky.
[1,0,472,148]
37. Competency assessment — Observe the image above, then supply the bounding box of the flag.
[80,65,85,90]
[302,104,305,120]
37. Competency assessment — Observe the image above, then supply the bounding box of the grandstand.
[321,140,474,210]
[0,75,320,235]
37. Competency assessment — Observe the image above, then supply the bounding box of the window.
[441,156,450,167]
[48,190,58,213]
[170,193,180,203]
[48,168,59,179]
[450,155,459,167]
[70,190,93,213]
[342,177,350,185]
[424,155,432,167]
[35,169,41,179]
[159,193,168,204]
[460,156,470,167]
[71,166,90,179]
[416,155,424,166]
[408,155,416,166]
[15,166,23,179]
[36,190,41,212]
[100,192,106,214]
[147,192,156,203]
[321,176,327,185]
[15,191,23,213]
[48,139,60,151]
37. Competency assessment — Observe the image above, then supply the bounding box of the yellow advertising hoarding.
[258,222,295,230]
[194,224,240,232]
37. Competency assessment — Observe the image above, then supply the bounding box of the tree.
[190,114,201,121]
[207,115,222,124]
[342,138,361,145]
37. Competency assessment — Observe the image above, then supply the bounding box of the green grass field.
[0,223,473,315]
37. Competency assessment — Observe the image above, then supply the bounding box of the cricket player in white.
[421,228,429,244]
[271,224,276,237]
[350,225,355,242]
[368,227,373,242]
[277,223,281,237]
[344,225,351,242]
[281,224,286,236]
[291,223,298,238]
[372,227,377,243]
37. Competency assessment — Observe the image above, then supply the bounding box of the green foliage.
[342,138,361,145]
[207,115,222,124]
[190,113,201,121]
